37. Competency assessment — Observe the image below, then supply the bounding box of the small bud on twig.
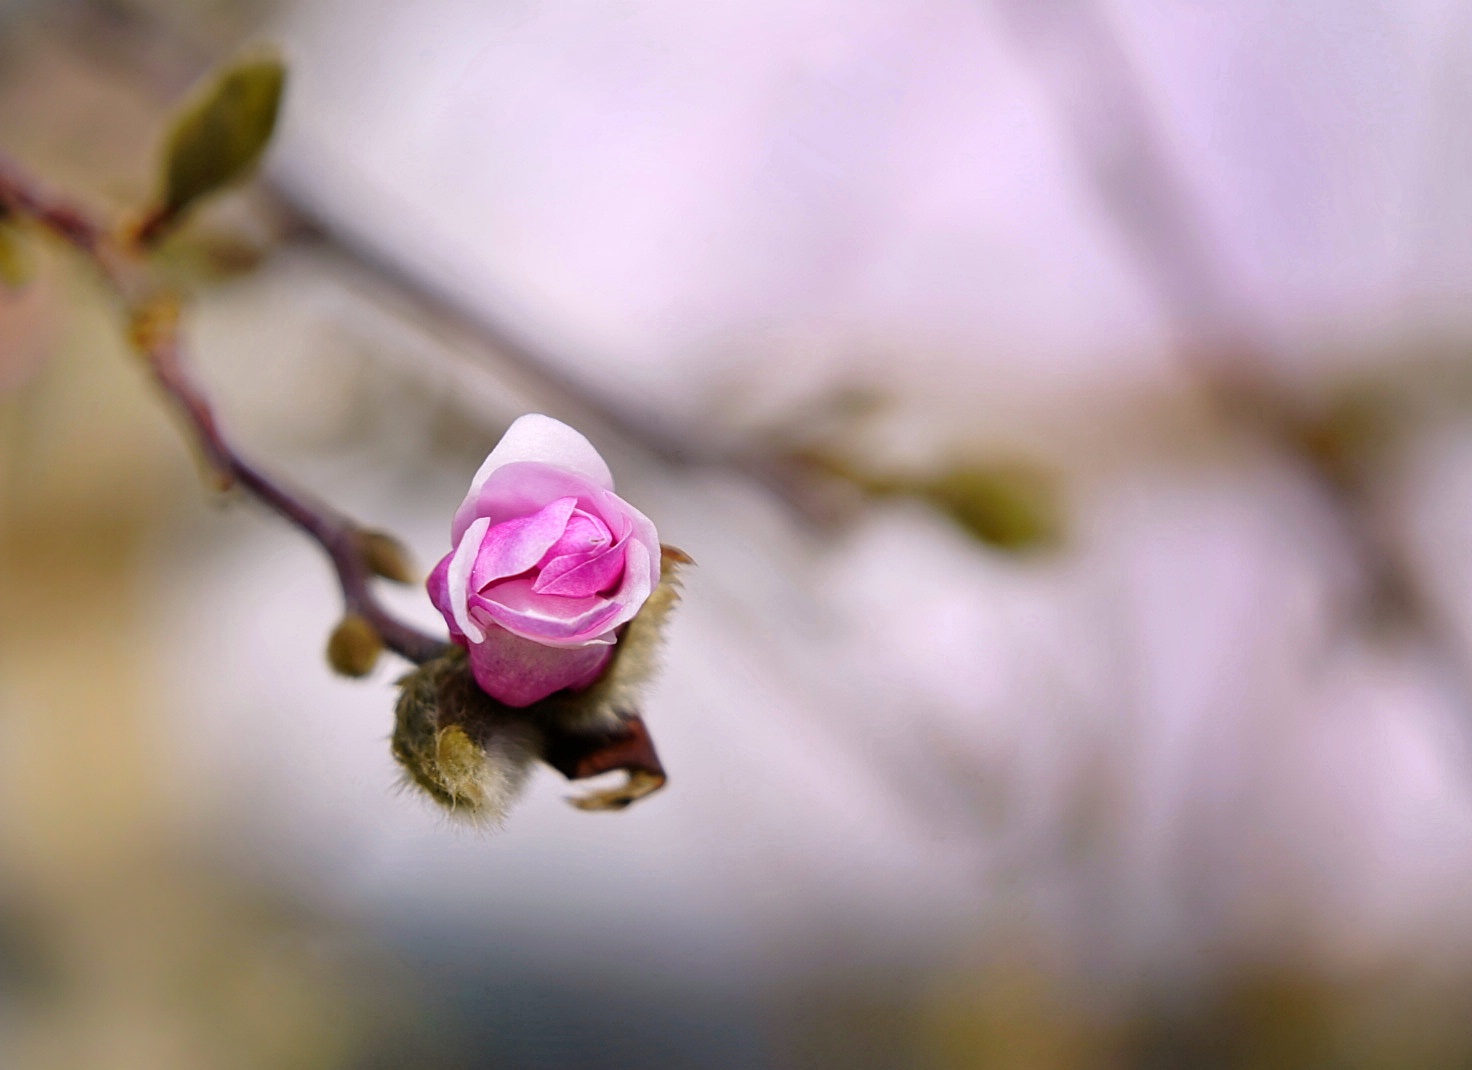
[326,613,383,677]
[137,49,286,246]
[126,292,183,355]
[360,529,416,584]
[919,462,1062,551]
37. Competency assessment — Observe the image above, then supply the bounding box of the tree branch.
[267,187,847,526]
[0,152,448,666]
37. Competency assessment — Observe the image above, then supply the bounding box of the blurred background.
[6,0,1472,1066]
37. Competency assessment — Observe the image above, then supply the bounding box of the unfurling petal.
[534,543,626,597]
[453,416,613,541]
[471,578,626,643]
[447,516,491,642]
[469,496,578,590]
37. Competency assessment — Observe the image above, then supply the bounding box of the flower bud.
[360,529,415,584]
[391,545,688,822]
[426,414,662,707]
[400,411,689,824]
[325,613,382,677]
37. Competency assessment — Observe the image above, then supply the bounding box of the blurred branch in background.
[271,193,1074,552]
[990,0,1472,687]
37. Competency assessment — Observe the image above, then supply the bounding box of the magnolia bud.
[360,529,415,584]
[325,614,382,677]
[148,50,285,241]
[392,533,689,825]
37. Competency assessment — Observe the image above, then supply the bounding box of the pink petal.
[426,552,464,643]
[539,510,613,563]
[466,623,613,707]
[610,498,661,598]
[447,516,491,642]
[609,535,656,612]
[471,578,627,644]
[469,496,577,590]
[453,416,613,540]
[453,464,608,544]
[533,543,627,597]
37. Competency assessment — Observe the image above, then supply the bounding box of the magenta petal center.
[540,510,612,563]
[469,496,578,591]
[533,544,627,597]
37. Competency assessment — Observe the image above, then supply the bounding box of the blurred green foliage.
[799,448,1063,551]
[914,462,1062,552]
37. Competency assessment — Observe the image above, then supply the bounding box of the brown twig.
[0,151,448,666]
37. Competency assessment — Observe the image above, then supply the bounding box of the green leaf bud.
[150,50,286,239]
[921,462,1062,552]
